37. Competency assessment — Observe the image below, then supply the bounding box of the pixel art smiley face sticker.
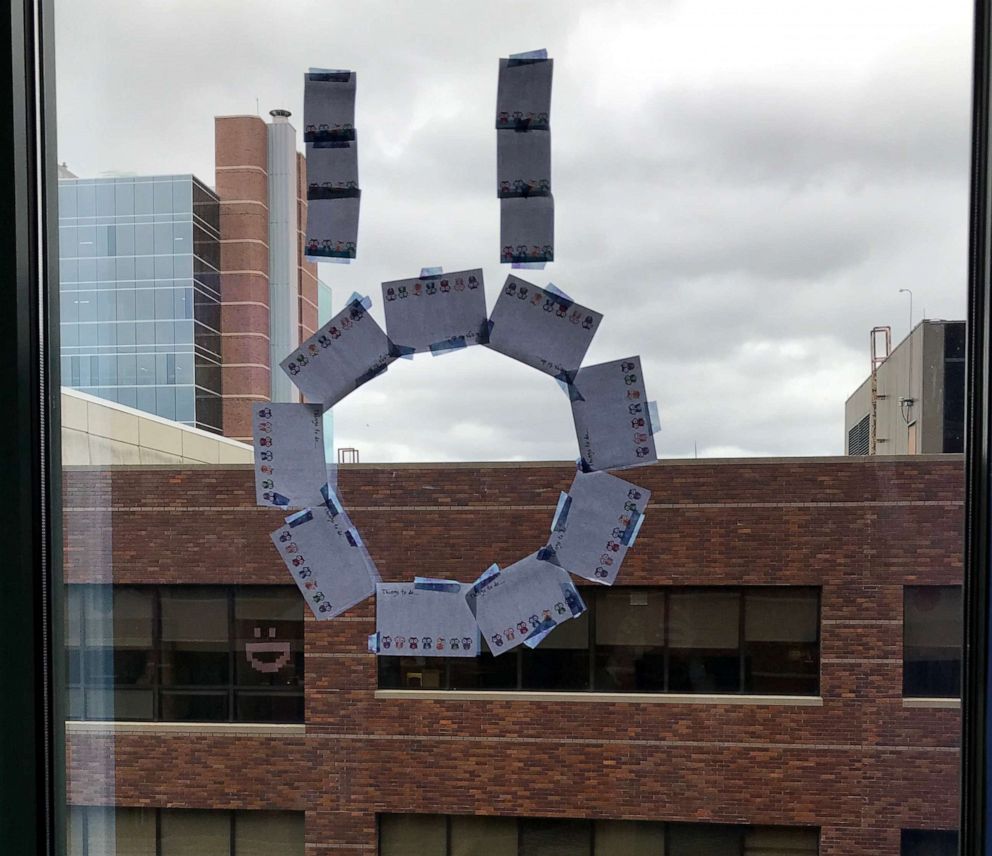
[245,625,292,674]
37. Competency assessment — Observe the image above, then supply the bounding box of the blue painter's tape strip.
[414,577,462,594]
[429,335,467,356]
[368,632,380,654]
[347,292,372,310]
[287,509,313,528]
[561,583,587,617]
[647,400,661,435]
[544,282,572,302]
[389,341,417,359]
[578,457,593,474]
[270,492,291,507]
[476,319,492,346]
[511,261,547,270]
[420,266,443,278]
[354,362,391,386]
[536,545,559,564]
[320,483,343,517]
[509,48,548,60]
[565,381,585,403]
[550,491,571,532]
[523,616,559,648]
[308,67,353,80]
[622,510,645,547]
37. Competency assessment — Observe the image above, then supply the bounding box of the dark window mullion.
[738,588,746,694]
[228,590,236,722]
[663,589,671,693]
[153,587,162,722]
[588,589,596,692]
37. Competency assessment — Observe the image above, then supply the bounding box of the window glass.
[668,591,741,693]
[160,589,229,686]
[95,182,116,216]
[904,586,962,697]
[134,223,154,256]
[235,588,304,687]
[59,181,77,218]
[447,640,517,690]
[594,819,666,855]
[153,179,174,215]
[173,179,193,214]
[595,589,665,692]
[521,609,590,690]
[234,811,305,856]
[743,826,818,855]
[519,818,592,856]
[450,815,517,856]
[160,811,230,856]
[115,180,134,216]
[743,589,819,695]
[900,829,958,856]
[380,814,446,856]
[667,824,740,856]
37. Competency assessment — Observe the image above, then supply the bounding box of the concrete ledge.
[902,697,961,709]
[373,690,823,706]
[65,720,305,736]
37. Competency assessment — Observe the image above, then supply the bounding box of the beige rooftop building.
[61,387,253,466]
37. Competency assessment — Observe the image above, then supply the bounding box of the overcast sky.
[54,0,973,462]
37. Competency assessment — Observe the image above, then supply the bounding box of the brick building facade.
[63,456,962,855]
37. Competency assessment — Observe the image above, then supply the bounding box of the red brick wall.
[63,456,964,855]
[215,116,271,442]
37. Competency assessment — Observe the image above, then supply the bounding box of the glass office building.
[58,175,223,433]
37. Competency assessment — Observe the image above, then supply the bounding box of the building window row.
[378,587,821,696]
[379,814,819,856]
[66,585,303,723]
[69,807,303,856]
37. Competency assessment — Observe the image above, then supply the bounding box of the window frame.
[2,0,992,853]
[66,584,305,724]
[376,813,820,856]
[904,585,964,699]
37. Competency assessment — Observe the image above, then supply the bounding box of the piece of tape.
[389,340,417,360]
[523,616,558,648]
[429,336,468,356]
[561,582,587,617]
[621,509,644,546]
[368,632,380,653]
[420,266,444,278]
[414,577,462,594]
[647,400,661,435]
[286,509,313,528]
[550,491,571,532]
[320,483,343,517]
[508,49,548,61]
[354,362,391,387]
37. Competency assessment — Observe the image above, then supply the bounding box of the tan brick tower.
[214,114,319,441]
